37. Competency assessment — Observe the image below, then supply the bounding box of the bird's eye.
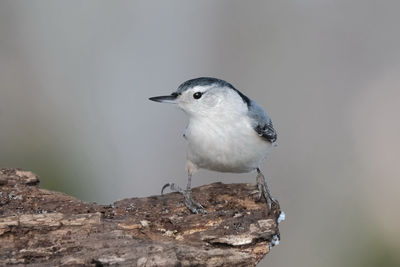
[193,92,202,99]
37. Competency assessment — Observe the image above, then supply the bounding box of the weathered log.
[0,168,283,266]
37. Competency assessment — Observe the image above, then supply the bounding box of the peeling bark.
[0,168,282,266]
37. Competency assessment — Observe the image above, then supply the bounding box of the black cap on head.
[176,77,251,107]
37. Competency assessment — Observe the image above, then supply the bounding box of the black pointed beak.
[149,93,178,104]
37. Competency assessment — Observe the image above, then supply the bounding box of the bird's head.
[149,77,250,117]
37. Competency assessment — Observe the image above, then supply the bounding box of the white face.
[150,84,248,118]
[176,85,249,119]
[177,85,220,116]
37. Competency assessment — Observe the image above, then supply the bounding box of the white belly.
[185,116,273,173]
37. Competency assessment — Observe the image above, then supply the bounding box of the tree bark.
[0,168,283,266]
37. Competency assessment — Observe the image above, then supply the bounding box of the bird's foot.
[256,172,280,211]
[161,183,207,214]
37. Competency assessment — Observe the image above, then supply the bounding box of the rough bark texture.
[0,168,283,266]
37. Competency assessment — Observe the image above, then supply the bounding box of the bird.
[149,77,279,214]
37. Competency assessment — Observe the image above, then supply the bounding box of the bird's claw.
[184,193,207,214]
[161,183,170,195]
[161,182,206,214]
[256,171,280,211]
[257,181,280,210]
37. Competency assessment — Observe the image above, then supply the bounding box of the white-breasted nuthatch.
[150,77,279,214]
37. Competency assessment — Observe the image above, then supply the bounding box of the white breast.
[185,112,273,173]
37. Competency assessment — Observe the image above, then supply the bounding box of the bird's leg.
[161,172,206,214]
[256,168,280,210]
[184,172,206,214]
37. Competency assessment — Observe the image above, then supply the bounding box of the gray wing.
[247,100,277,143]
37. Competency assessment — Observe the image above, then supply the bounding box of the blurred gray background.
[1,1,400,266]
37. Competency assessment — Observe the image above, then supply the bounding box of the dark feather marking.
[255,121,277,143]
